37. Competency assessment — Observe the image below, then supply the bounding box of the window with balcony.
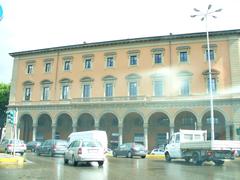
[153,80,163,96]
[129,81,137,96]
[105,83,113,97]
[180,79,190,96]
[83,84,91,98]
[24,87,31,101]
[62,85,69,99]
[42,86,50,100]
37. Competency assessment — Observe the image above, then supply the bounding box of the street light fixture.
[191,5,222,141]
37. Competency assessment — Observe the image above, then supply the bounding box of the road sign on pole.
[6,110,15,125]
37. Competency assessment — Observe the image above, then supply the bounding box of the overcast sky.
[0,0,239,83]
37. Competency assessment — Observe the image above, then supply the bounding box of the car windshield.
[133,144,145,150]
[9,140,22,144]
[82,141,101,148]
[56,140,67,146]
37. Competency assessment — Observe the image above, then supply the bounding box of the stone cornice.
[9,29,240,58]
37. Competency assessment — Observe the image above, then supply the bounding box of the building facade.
[6,29,240,150]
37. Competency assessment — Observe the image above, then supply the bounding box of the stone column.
[225,124,231,140]
[144,125,148,150]
[170,126,175,137]
[118,125,123,145]
[32,125,37,141]
[52,124,56,139]
[197,121,202,130]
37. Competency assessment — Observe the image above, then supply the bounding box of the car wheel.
[64,158,69,164]
[98,161,104,166]
[192,152,202,166]
[165,152,171,162]
[20,152,24,156]
[141,156,146,159]
[213,160,224,166]
[113,151,117,157]
[184,157,191,163]
[127,152,132,158]
[49,150,54,157]
[72,156,78,166]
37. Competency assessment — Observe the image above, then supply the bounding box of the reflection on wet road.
[0,153,240,180]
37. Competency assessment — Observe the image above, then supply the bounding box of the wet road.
[0,153,240,180]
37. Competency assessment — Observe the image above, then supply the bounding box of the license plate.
[88,149,98,153]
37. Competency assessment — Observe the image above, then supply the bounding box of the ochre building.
[7,29,240,150]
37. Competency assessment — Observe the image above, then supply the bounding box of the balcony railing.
[9,94,237,107]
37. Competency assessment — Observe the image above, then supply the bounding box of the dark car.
[36,139,68,157]
[113,143,147,158]
[26,141,41,152]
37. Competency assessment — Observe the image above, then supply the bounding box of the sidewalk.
[0,153,25,165]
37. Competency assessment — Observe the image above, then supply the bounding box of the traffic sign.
[0,5,3,21]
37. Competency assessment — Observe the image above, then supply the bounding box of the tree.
[0,83,10,139]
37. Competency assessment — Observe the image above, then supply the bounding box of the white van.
[67,130,108,151]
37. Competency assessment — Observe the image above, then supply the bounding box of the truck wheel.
[192,153,202,165]
[165,152,171,162]
[214,160,224,166]
[184,157,190,163]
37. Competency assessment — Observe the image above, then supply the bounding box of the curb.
[106,153,165,160]
[0,154,25,165]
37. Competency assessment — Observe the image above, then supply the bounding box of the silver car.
[64,139,105,166]
[0,139,26,155]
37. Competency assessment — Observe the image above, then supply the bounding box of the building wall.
[6,30,240,150]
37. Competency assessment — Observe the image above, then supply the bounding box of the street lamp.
[191,5,222,141]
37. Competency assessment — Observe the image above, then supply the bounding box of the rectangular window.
[129,55,137,66]
[129,81,137,96]
[208,78,217,93]
[45,63,51,73]
[206,49,215,61]
[25,88,31,101]
[85,59,92,69]
[64,60,71,71]
[154,80,163,96]
[106,57,114,67]
[105,83,113,97]
[62,85,69,99]
[42,87,50,100]
[181,79,189,96]
[83,84,90,98]
[154,53,162,64]
[27,64,33,74]
[180,51,188,62]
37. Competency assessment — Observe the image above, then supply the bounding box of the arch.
[37,114,52,141]
[40,79,53,85]
[59,78,73,83]
[56,113,73,139]
[201,110,226,140]
[80,76,94,82]
[125,73,141,80]
[123,112,144,144]
[174,111,197,132]
[23,81,34,86]
[19,114,33,142]
[99,112,119,149]
[102,75,117,81]
[148,112,170,150]
[77,113,95,131]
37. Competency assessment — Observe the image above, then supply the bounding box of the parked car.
[150,148,165,155]
[112,143,147,158]
[64,139,105,166]
[0,139,26,155]
[26,141,41,152]
[36,139,68,157]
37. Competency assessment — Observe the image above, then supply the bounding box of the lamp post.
[191,5,222,141]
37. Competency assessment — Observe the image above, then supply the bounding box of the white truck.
[67,130,108,152]
[164,129,240,165]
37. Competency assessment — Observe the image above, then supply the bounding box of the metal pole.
[205,15,215,141]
